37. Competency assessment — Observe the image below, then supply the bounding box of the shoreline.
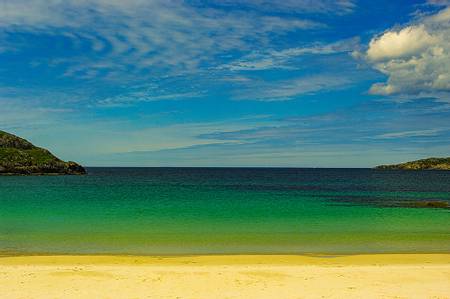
[2,254,449,298]
[2,252,450,264]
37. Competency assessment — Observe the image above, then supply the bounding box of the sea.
[1,168,449,255]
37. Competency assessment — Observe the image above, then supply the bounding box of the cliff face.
[0,131,86,175]
[375,157,450,170]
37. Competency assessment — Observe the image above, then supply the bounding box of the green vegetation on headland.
[0,130,86,175]
[375,157,450,170]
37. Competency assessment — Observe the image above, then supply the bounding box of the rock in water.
[0,130,86,175]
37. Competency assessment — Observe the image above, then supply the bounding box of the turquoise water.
[1,168,449,255]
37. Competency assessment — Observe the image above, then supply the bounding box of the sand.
[1,254,449,299]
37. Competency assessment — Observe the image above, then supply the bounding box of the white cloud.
[199,0,356,15]
[0,98,68,130]
[99,91,203,107]
[221,37,360,71]
[427,0,450,6]
[372,129,442,139]
[0,0,322,79]
[234,75,351,101]
[367,25,437,61]
[365,7,450,97]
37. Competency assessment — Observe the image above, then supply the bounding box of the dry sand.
[1,254,449,299]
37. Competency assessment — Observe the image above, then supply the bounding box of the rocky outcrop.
[375,157,450,170]
[0,130,86,175]
[405,201,449,209]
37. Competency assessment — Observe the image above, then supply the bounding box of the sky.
[0,0,449,167]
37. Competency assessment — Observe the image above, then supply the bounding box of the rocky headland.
[375,157,450,170]
[0,130,86,175]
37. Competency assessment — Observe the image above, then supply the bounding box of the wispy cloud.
[105,100,450,167]
[98,91,204,107]
[220,37,361,71]
[0,98,70,131]
[233,75,352,101]
[0,0,323,80]
[196,0,357,15]
[196,100,450,146]
[371,129,443,139]
[426,0,450,6]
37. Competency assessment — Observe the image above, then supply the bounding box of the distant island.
[375,157,450,170]
[0,130,86,175]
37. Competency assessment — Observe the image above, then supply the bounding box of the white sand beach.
[1,254,449,299]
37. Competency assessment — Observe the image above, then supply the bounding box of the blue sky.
[1,0,449,167]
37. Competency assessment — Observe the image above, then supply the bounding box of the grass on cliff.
[0,130,85,175]
[0,147,62,166]
[376,157,450,170]
[0,130,62,166]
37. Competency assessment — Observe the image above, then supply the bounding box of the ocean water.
[0,168,449,255]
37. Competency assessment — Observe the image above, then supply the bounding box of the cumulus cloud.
[367,25,437,61]
[365,7,450,97]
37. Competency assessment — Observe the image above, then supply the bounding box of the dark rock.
[66,161,87,175]
[407,201,449,209]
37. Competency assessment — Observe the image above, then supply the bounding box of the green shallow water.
[0,168,449,255]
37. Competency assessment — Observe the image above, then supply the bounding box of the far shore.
[1,254,449,299]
